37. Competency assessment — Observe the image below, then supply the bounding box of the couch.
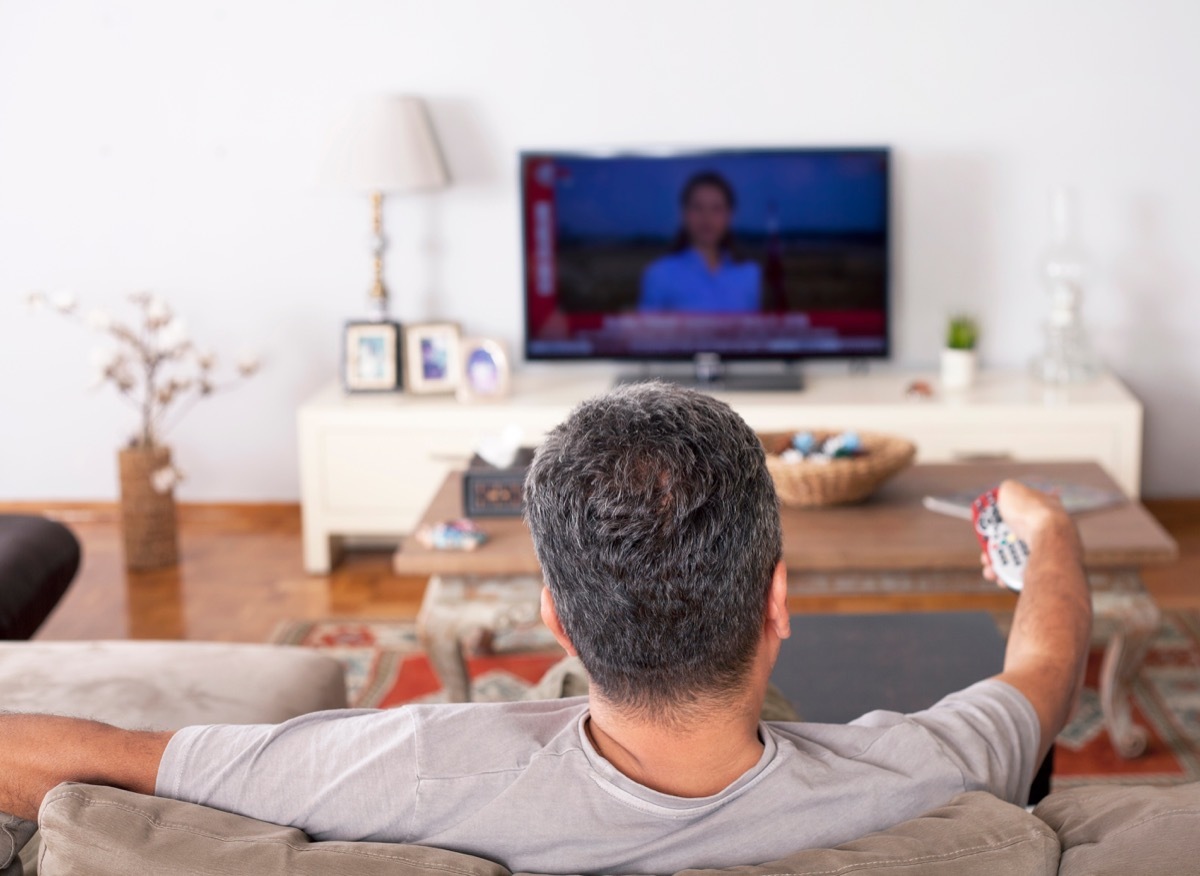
[0,639,348,876]
[12,779,1200,875]
[3,642,1197,876]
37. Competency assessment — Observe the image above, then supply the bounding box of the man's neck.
[585,693,765,798]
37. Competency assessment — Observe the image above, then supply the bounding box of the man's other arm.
[0,714,171,820]
[991,480,1093,765]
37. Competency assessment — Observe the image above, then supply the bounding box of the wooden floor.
[12,500,1200,643]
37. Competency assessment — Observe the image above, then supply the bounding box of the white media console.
[298,369,1142,573]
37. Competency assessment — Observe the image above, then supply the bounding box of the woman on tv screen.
[638,171,763,313]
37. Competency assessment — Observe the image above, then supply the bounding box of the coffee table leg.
[1097,592,1161,759]
[417,578,472,703]
[415,574,547,703]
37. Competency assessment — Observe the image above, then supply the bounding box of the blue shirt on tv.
[639,249,763,313]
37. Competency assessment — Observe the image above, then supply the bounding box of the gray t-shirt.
[156,679,1039,875]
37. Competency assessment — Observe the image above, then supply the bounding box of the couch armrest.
[1034,781,1200,876]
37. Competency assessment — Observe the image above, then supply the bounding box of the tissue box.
[462,447,536,517]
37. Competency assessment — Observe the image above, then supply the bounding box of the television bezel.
[520,146,892,364]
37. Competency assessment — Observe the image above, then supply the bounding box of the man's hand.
[990,480,1092,765]
[980,480,1080,586]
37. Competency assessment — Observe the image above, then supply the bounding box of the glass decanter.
[1033,186,1101,383]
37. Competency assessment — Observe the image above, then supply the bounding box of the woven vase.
[118,445,179,570]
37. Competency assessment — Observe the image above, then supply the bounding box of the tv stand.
[617,371,807,392]
[615,355,805,392]
[298,369,1143,572]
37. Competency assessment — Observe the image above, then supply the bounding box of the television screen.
[521,148,890,363]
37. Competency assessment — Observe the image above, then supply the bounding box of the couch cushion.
[38,784,509,876]
[0,812,36,875]
[36,785,1055,876]
[662,792,1059,876]
[0,641,348,873]
[1034,781,1200,876]
[0,641,347,728]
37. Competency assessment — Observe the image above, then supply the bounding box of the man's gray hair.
[524,382,782,720]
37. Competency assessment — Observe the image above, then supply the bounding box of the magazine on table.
[922,477,1126,521]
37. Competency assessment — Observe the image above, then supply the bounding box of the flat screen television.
[521,147,890,386]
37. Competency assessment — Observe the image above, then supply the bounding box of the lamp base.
[368,190,390,321]
[367,291,390,321]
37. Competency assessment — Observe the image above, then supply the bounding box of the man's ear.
[766,561,791,641]
[540,586,578,656]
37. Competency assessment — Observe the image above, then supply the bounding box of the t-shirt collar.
[573,711,781,815]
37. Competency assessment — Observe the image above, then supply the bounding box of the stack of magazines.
[923,478,1125,520]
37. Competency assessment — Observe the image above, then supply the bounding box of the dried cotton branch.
[30,290,261,449]
[51,293,78,314]
[236,354,261,377]
[151,465,184,494]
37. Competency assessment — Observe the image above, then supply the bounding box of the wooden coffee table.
[394,461,1177,757]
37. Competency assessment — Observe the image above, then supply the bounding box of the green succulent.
[946,316,978,351]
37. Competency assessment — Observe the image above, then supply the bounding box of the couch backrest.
[37,783,508,876]
[35,783,1059,876]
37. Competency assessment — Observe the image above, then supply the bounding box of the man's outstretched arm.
[0,714,171,820]
[990,480,1093,765]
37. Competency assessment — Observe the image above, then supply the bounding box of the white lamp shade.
[322,95,449,193]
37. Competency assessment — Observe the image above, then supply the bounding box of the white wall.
[2,0,1198,499]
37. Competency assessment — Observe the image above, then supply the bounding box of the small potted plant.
[941,315,978,390]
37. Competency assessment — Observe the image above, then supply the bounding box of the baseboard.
[0,501,301,530]
[1143,498,1200,526]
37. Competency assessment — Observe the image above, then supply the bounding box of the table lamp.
[323,95,449,319]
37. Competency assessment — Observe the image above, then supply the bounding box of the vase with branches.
[29,290,260,568]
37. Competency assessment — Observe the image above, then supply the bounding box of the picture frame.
[342,320,403,393]
[457,337,512,402]
[402,322,462,394]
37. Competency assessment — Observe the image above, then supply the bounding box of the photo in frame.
[342,321,403,392]
[457,337,511,402]
[403,322,462,394]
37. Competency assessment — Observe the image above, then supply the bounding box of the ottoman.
[0,640,349,875]
[0,516,81,640]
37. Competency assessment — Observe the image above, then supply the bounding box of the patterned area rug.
[1052,611,1200,789]
[271,611,1200,787]
[270,619,565,707]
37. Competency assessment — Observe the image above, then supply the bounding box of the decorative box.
[462,447,536,518]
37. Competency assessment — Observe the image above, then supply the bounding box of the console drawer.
[322,428,472,522]
[913,423,1121,474]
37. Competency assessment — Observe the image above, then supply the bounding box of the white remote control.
[971,488,1030,592]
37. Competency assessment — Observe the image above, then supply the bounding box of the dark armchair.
[0,515,80,639]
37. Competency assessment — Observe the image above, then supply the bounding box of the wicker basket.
[118,446,179,570]
[760,430,916,507]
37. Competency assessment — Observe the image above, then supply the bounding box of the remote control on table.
[971,488,1030,592]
